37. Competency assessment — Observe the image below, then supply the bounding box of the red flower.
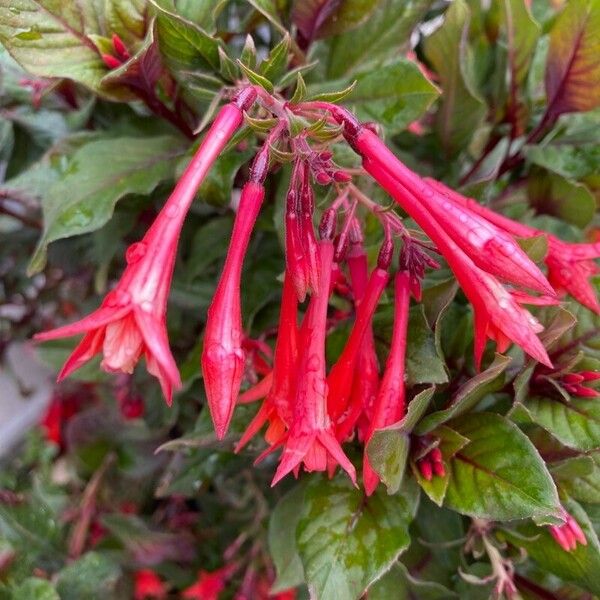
[363,271,411,495]
[36,92,255,405]
[548,509,587,552]
[271,240,356,486]
[202,180,266,439]
[134,570,167,600]
[426,177,600,314]
[560,371,600,398]
[362,155,553,368]
[182,564,237,600]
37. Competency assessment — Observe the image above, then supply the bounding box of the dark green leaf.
[423,0,486,154]
[268,484,306,592]
[525,143,600,181]
[29,135,186,274]
[56,552,125,600]
[415,354,511,434]
[553,452,600,504]
[367,387,436,494]
[0,1,130,100]
[325,0,434,79]
[369,562,457,600]
[444,412,561,520]
[516,396,600,451]
[296,474,419,600]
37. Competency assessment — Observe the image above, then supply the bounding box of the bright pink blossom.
[36,92,256,405]
[363,156,553,368]
[548,509,587,552]
[182,564,238,600]
[363,271,411,495]
[272,240,356,486]
[202,181,265,438]
[425,178,600,313]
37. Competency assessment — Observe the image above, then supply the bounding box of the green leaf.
[0,1,129,100]
[553,451,600,504]
[500,0,540,85]
[444,412,561,520]
[525,143,600,181]
[517,396,600,452]
[316,0,380,39]
[56,552,125,600]
[369,562,457,600]
[405,305,448,386]
[325,0,434,79]
[296,474,419,600]
[11,579,59,600]
[237,59,274,92]
[290,72,308,104]
[259,34,290,83]
[151,0,221,74]
[545,0,600,116]
[516,233,548,263]
[415,354,511,435]
[528,171,596,229]
[310,58,439,134]
[423,0,486,154]
[268,484,306,592]
[367,387,436,494]
[243,0,287,35]
[29,135,186,274]
[307,80,356,104]
[502,497,600,595]
[106,0,147,44]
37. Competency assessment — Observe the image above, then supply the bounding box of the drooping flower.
[271,239,356,486]
[339,121,553,296]
[363,270,411,495]
[327,239,392,424]
[202,180,266,438]
[548,509,587,551]
[425,177,600,313]
[362,155,553,368]
[236,275,298,452]
[35,90,257,405]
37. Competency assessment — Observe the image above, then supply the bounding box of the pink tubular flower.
[341,123,552,296]
[271,240,356,486]
[327,240,391,424]
[363,157,553,369]
[548,509,587,552]
[236,275,299,452]
[363,271,411,496]
[202,180,266,439]
[134,569,167,600]
[35,90,257,405]
[561,370,600,398]
[425,177,600,313]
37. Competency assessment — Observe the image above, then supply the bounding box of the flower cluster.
[36,86,600,500]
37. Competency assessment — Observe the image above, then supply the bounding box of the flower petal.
[57,329,105,381]
[34,306,129,341]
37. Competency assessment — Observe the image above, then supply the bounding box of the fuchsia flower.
[361,154,553,368]
[36,89,257,405]
[560,371,600,398]
[548,509,587,552]
[416,446,446,481]
[363,270,411,495]
[425,178,600,313]
[271,239,356,486]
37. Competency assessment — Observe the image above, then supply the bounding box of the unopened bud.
[333,170,352,182]
[316,171,332,185]
[319,208,337,241]
[377,238,394,270]
[112,34,130,60]
[233,87,258,111]
[101,53,122,70]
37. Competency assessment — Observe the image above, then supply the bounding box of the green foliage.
[1,0,600,598]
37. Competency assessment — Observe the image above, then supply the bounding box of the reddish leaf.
[292,0,342,47]
[545,0,600,117]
